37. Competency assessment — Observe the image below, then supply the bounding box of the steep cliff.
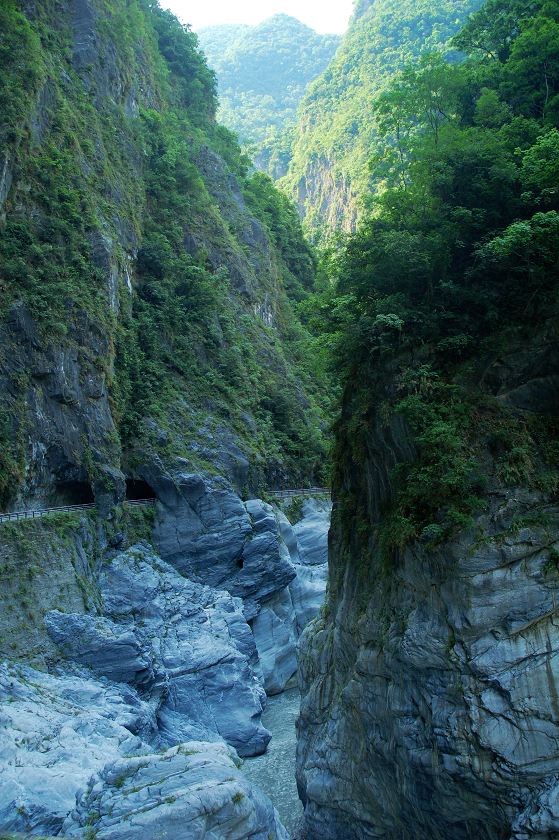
[298,335,559,839]
[297,0,559,836]
[281,0,483,239]
[0,0,326,515]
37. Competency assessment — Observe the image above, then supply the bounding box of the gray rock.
[152,473,296,618]
[63,742,288,839]
[297,412,559,840]
[0,662,155,835]
[45,610,154,686]
[0,301,124,511]
[251,503,331,694]
[289,562,329,635]
[292,500,331,566]
[45,543,271,757]
[0,663,287,839]
[251,585,299,695]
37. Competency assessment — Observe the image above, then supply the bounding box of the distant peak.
[257,14,314,29]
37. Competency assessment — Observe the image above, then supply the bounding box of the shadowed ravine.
[242,687,304,838]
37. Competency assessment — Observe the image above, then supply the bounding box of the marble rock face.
[252,500,331,694]
[63,742,288,840]
[152,472,297,619]
[0,663,287,839]
[297,483,559,839]
[0,662,155,836]
[0,483,332,836]
[45,543,270,757]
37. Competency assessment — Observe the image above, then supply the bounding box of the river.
[242,686,305,839]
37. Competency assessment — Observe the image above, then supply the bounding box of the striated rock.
[152,472,296,618]
[0,663,287,839]
[63,742,289,839]
[0,662,155,836]
[297,459,559,838]
[292,500,330,566]
[252,501,331,694]
[45,611,154,687]
[288,562,329,635]
[0,302,125,511]
[251,585,299,695]
[45,543,270,757]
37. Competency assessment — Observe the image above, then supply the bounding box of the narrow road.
[0,489,329,524]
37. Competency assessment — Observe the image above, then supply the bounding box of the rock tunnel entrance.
[125,479,157,502]
[55,481,95,506]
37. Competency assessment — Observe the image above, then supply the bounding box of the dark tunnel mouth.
[55,480,95,506]
[125,478,157,502]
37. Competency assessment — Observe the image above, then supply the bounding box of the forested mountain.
[0,0,327,512]
[2,1,559,839]
[281,0,484,238]
[298,0,559,837]
[198,15,340,177]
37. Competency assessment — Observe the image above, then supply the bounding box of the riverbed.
[242,686,304,838]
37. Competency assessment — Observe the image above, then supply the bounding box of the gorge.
[1,0,559,839]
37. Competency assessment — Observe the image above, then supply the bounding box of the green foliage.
[148,2,217,120]
[198,15,339,160]
[322,0,559,560]
[520,129,559,202]
[452,0,543,61]
[282,0,484,239]
[0,1,45,146]
[0,0,329,497]
[243,172,316,296]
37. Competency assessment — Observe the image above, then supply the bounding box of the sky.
[162,0,354,34]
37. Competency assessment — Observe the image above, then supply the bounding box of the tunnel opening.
[125,479,157,502]
[55,481,95,506]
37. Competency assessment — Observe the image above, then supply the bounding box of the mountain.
[198,15,340,177]
[0,1,331,833]
[0,0,327,515]
[297,0,559,836]
[281,0,484,238]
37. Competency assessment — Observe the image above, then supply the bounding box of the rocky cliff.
[0,489,330,836]
[296,326,559,840]
[0,0,326,515]
[281,0,483,239]
[0,2,334,835]
[295,0,559,831]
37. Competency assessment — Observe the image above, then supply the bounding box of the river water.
[242,686,305,838]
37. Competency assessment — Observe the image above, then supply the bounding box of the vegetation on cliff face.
[281,0,484,239]
[312,0,559,565]
[198,15,340,178]
[0,0,328,509]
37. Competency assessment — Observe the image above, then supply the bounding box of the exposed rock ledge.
[0,663,286,839]
[0,479,331,837]
[297,484,559,840]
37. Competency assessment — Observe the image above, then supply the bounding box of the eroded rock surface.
[298,475,559,839]
[0,662,155,835]
[45,543,270,757]
[0,664,286,839]
[152,472,296,619]
[64,742,288,840]
[252,500,331,694]
[0,491,331,836]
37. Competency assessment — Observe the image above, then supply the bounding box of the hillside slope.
[0,0,327,513]
[281,0,483,238]
[198,15,340,177]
